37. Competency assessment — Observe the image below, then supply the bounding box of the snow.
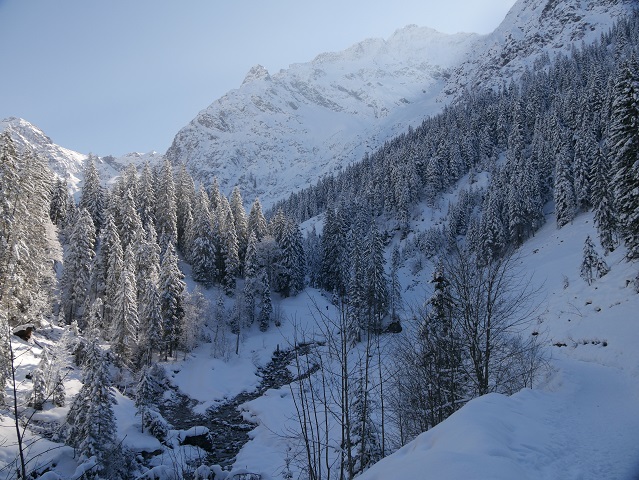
[354,213,639,480]
[226,209,639,480]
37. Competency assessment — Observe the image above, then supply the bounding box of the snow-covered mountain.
[166,26,477,208]
[0,117,163,193]
[443,0,638,95]
[0,117,87,190]
[166,0,637,209]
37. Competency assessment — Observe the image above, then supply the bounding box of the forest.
[0,10,638,480]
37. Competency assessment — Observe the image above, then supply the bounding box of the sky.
[0,0,516,157]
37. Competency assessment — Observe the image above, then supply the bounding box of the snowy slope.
[166,0,637,209]
[166,26,477,208]
[232,212,639,480]
[443,0,639,96]
[356,213,639,480]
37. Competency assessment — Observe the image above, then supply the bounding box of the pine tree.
[159,242,186,358]
[0,134,54,327]
[102,215,123,334]
[136,225,163,365]
[135,365,160,434]
[591,149,617,253]
[243,232,259,325]
[580,236,610,285]
[364,225,388,333]
[423,261,464,423]
[111,245,139,367]
[50,177,71,226]
[138,161,157,229]
[30,359,47,411]
[350,368,381,477]
[208,177,223,212]
[117,188,144,252]
[479,188,506,263]
[305,225,322,288]
[248,197,268,241]
[609,58,639,259]
[78,155,105,234]
[60,209,96,326]
[229,186,249,272]
[218,198,240,294]
[319,208,350,297]
[190,187,217,286]
[389,245,402,322]
[175,163,196,254]
[258,270,272,332]
[155,159,178,253]
[274,218,305,297]
[66,332,119,479]
[554,148,576,228]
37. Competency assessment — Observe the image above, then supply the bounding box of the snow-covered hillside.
[166,0,637,209]
[166,26,477,208]
[443,0,638,96]
[356,213,639,480]
[0,117,87,190]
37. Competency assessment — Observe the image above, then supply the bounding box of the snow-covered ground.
[231,213,639,480]
[2,207,638,480]
[361,213,639,479]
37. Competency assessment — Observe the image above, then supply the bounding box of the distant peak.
[242,64,271,86]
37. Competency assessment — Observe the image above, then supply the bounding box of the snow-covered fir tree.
[609,57,639,259]
[159,242,186,358]
[580,235,610,285]
[60,209,96,327]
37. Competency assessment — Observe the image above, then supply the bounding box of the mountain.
[0,117,163,193]
[166,0,637,209]
[443,0,638,96]
[0,117,87,190]
[166,26,477,208]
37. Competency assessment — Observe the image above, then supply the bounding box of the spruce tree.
[60,209,96,326]
[229,186,249,271]
[591,147,617,253]
[78,155,105,234]
[248,197,268,241]
[218,198,240,294]
[138,161,157,229]
[190,187,217,287]
[364,225,388,333]
[66,332,119,479]
[0,134,54,327]
[50,177,71,226]
[243,232,259,325]
[111,245,139,367]
[554,149,576,228]
[580,236,610,285]
[258,270,273,332]
[155,159,178,253]
[103,216,123,334]
[159,242,186,358]
[609,58,639,259]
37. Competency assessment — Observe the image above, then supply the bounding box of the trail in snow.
[536,357,639,480]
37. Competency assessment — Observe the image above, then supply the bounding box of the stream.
[159,344,314,468]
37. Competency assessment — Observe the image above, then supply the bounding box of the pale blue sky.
[0,0,515,156]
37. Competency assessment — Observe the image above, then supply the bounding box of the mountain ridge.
[166,0,637,209]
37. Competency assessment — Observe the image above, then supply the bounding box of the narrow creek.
[159,344,315,468]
